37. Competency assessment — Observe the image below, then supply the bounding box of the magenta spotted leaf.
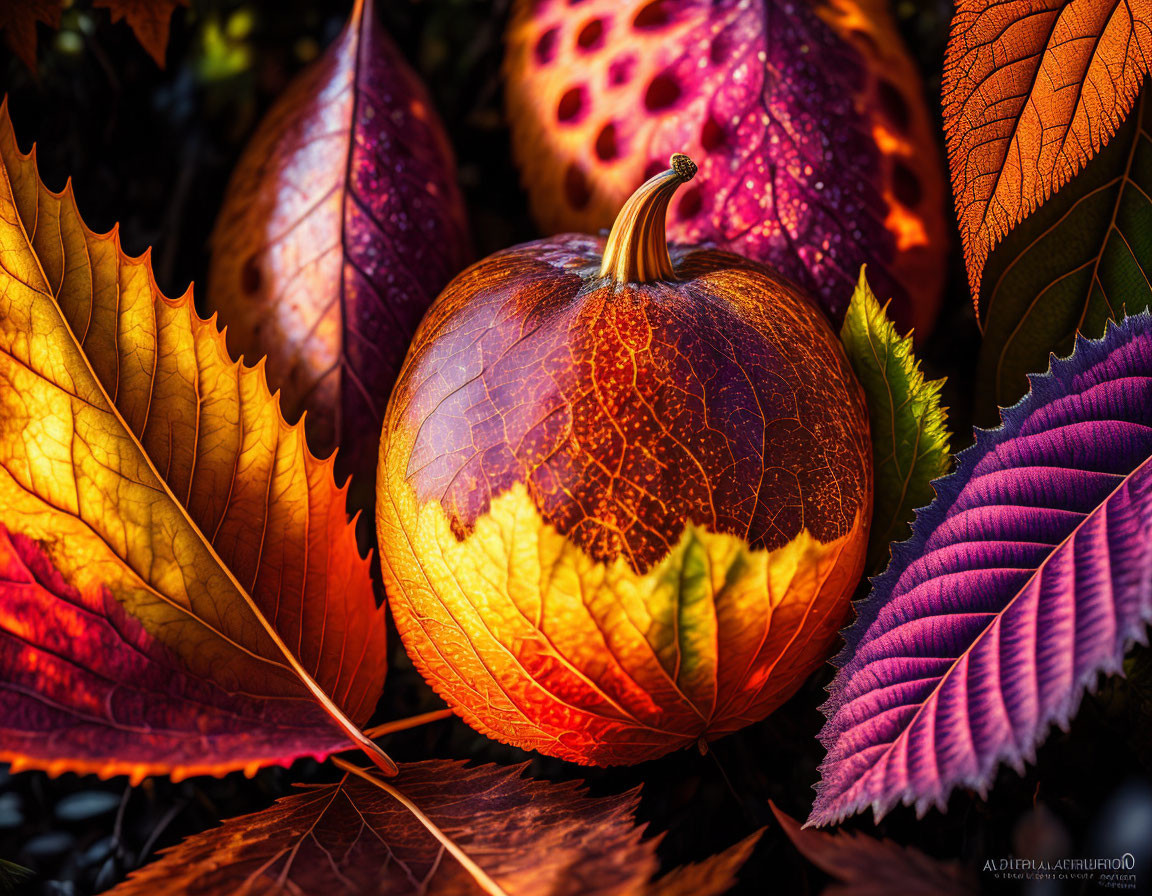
[504,0,948,335]
[0,524,356,783]
[811,313,1152,826]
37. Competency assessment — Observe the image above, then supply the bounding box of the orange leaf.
[0,0,62,73]
[94,0,187,67]
[0,100,392,777]
[107,759,762,895]
[944,0,1152,304]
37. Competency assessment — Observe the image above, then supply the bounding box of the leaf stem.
[332,758,512,896]
[363,708,454,739]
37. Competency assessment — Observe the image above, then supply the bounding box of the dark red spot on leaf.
[557,86,587,122]
[710,32,730,66]
[607,54,635,86]
[565,164,591,208]
[891,161,922,207]
[241,255,262,294]
[633,0,671,30]
[677,186,702,219]
[878,78,910,133]
[644,73,681,111]
[577,18,604,51]
[701,115,725,151]
[595,122,619,160]
[535,27,559,65]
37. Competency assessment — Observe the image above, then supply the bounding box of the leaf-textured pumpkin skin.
[503,0,946,335]
[945,0,1152,302]
[0,526,352,783]
[378,238,871,764]
[0,102,388,778]
[209,0,470,485]
[812,313,1152,826]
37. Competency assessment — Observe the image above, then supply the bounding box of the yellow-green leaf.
[840,268,950,573]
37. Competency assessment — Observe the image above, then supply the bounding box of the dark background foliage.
[0,1,1150,893]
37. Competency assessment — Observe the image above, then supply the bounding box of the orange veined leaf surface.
[944,0,1152,303]
[0,100,394,779]
[106,759,763,896]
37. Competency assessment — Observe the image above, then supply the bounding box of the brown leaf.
[646,832,762,896]
[770,803,977,895]
[94,0,187,67]
[944,0,1152,304]
[109,760,760,896]
[0,0,62,72]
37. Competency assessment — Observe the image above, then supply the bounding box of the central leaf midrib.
[846,451,1152,803]
[0,155,317,691]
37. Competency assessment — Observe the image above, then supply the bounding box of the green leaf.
[976,87,1152,421]
[840,269,950,574]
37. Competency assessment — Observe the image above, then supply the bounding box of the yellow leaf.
[0,101,392,778]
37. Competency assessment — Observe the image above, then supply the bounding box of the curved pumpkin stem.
[599,153,697,284]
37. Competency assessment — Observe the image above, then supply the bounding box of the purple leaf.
[811,313,1152,826]
[209,0,470,489]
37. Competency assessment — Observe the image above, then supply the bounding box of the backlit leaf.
[840,269,950,573]
[770,803,977,895]
[812,313,1152,825]
[209,0,470,490]
[975,88,1152,417]
[0,101,392,778]
[107,760,761,895]
[945,0,1152,302]
[0,524,357,782]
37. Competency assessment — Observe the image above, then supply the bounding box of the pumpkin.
[377,155,872,765]
[503,0,946,337]
[208,0,470,494]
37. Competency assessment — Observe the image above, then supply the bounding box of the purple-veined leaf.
[208,0,470,492]
[811,312,1152,826]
